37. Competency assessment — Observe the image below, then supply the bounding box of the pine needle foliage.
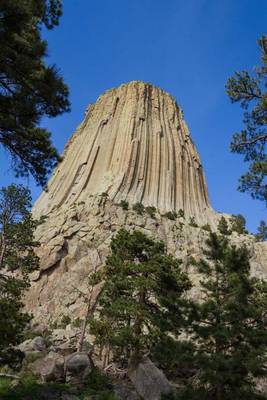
[0,184,40,367]
[90,229,191,365]
[217,216,230,235]
[0,0,70,186]
[226,36,267,204]
[230,214,247,234]
[183,232,267,400]
[255,220,267,242]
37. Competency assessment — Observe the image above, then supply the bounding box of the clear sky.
[0,0,266,232]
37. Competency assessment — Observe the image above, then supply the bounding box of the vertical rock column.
[33,81,213,224]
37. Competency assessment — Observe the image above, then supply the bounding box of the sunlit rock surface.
[34,81,214,225]
[26,81,267,325]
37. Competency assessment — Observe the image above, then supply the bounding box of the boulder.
[32,352,65,382]
[128,358,172,400]
[52,328,79,344]
[65,352,93,384]
[18,336,46,353]
[114,382,140,400]
[55,341,77,356]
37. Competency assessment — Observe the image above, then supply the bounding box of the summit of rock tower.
[33,81,214,225]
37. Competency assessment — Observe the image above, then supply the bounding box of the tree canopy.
[182,232,267,400]
[90,229,191,366]
[226,35,267,205]
[255,220,267,242]
[0,184,39,367]
[0,0,70,186]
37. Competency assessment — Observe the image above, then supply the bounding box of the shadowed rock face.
[34,81,213,224]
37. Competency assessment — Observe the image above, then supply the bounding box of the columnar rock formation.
[26,81,267,325]
[34,81,213,224]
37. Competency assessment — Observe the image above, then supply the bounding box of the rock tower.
[26,81,267,324]
[34,81,213,224]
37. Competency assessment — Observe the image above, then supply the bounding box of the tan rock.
[33,81,214,226]
[24,81,267,327]
[128,357,172,400]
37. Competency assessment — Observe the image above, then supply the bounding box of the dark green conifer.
[217,216,230,235]
[230,214,247,234]
[0,1,70,186]
[255,220,267,242]
[0,184,39,367]
[90,229,191,366]
[132,202,145,215]
[182,232,267,399]
[226,36,267,204]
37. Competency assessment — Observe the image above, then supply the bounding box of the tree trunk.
[76,285,104,352]
[131,289,146,363]
[77,293,92,353]
[0,231,6,269]
[216,384,223,400]
[0,373,20,380]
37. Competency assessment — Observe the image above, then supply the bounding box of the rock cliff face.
[26,81,267,325]
[33,81,213,225]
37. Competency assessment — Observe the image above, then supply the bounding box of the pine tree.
[0,1,70,186]
[0,184,40,367]
[255,220,267,242]
[90,229,191,367]
[230,214,247,234]
[217,216,230,235]
[226,36,267,204]
[182,232,267,400]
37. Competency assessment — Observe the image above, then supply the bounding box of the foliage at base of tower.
[90,229,191,366]
[0,185,40,367]
[217,216,230,235]
[181,232,267,400]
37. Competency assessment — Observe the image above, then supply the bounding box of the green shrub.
[80,368,116,400]
[0,372,39,400]
[22,330,40,341]
[217,216,230,235]
[0,377,11,397]
[201,223,211,232]
[119,200,129,210]
[163,211,177,221]
[230,214,248,234]
[189,217,198,227]
[87,368,112,391]
[73,317,82,328]
[132,202,145,215]
[178,209,185,218]
[146,206,157,218]
[60,315,71,328]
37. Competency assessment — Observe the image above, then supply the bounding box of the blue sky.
[1,0,266,232]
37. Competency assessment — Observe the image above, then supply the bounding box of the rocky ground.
[25,196,267,327]
[0,328,170,400]
[2,198,266,399]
